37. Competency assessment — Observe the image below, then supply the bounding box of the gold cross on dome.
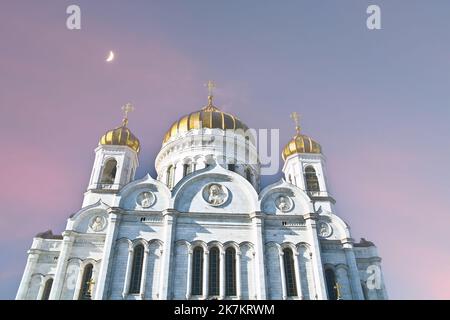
[121,103,134,126]
[206,80,216,96]
[122,103,134,118]
[290,112,301,135]
[204,80,216,107]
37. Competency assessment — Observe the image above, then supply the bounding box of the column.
[36,277,45,300]
[94,209,121,299]
[174,163,184,187]
[251,212,267,299]
[336,267,352,300]
[139,247,150,300]
[122,246,133,299]
[293,252,303,299]
[72,262,83,300]
[158,168,165,184]
[279,252,287,300]
[202,250,209,299]
[196,159,206,170]
[236,252,242,299]
[91,265,99,299]
[159,209,177,299]
[49,231,74,300]
[185,249,193,300]
[304,213,327,299]
[16,250,39,299]
[219,251,225,299]
[342,239,364,300]
[73,261,87,300]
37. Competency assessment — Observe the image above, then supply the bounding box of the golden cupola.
[282,112,321,161]
[99,103,141,153]
[162,81,250,145]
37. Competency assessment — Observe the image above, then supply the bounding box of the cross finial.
[204,80,216,107]
[206,80,216,96]
[290,112,301,135]
[121,103,134,126]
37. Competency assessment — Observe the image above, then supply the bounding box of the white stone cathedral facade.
[16,93,388,300]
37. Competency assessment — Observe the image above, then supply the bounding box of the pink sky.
[1,1,450,299]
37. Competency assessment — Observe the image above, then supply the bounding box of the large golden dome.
[162,95,249,144]
[282,112,321,160]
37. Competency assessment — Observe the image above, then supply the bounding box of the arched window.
[283,248,298,297]
[325,269,338,300]
[191,247,204,296]
[245,167,252,183]
[183,163,193,177]
[166,165,175,188]
[129,244,145,294]
[100,159,117,184]
[78,263,93,300]
[305,166,320,192]
[225,247,237,296]
[208,247,220,296]
[41,278,53,300]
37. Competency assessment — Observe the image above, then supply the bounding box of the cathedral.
[16,86,388,300]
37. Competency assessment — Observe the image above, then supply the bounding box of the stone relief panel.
[317,221,332,238]
[89,215,107,232]
[275,195,294,213]
[136,191,156,209]
[203,183,229,207]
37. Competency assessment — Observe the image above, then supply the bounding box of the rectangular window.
[225,249,237,296]
[192,248,203,295]
[209,248,220,296]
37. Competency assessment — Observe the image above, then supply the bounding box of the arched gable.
[172,164,258,213]
[67,200,109,233]
[117,173,171,211]
[259,179,314,215]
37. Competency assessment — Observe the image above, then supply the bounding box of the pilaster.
[304,212,327,299]
[250,211,267,299]
[49,231,74,300]
[94,208,121,299]
[158,209,177,299]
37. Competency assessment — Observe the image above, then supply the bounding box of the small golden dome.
[282,134,321,160]
[282,112,321,160]
[99,124,140,153]
[99,103,140,152]
[162,95,249,144]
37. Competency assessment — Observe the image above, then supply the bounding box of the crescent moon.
[106,51,115,62]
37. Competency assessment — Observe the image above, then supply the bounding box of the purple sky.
[1,0,450,299]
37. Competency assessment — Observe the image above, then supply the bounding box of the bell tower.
[82,103,140,207]
[281,112,334,212]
